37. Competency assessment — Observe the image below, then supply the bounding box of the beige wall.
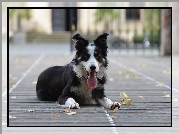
[78,8,144,42]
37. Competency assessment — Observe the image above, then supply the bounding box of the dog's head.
[72,33,109,90]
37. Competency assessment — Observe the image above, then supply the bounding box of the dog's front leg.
[92,88,121,110]
[98,97,121,110]
[57,96,80,109]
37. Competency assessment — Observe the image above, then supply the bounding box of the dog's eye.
[84,54,90,58]
[94,53,102,62]
[82,54,90,61]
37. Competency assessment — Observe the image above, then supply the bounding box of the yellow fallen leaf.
[156,83,164,87]
[120,92,128,99]
[162,94,170,98]
[9,115,17,118]
[125,75,129,78]
[55,113,60,119]
[163,69,171,75]
[121,99,132,105]
[118,71,122,75]
[126,70,130,73]
[32,81,37,84]
[133,73,137,77]
[110,115,116,119]
[108,78,114,81]
[113,107,118,112]
[66,112,76,115]
[63,109,71,113]
[139,96,145,99]
[11,83,17,88]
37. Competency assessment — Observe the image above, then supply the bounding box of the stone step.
[26,32,72,43]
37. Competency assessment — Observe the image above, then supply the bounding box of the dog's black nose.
[90,65,96,71]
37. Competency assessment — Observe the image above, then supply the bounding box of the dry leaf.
[108,78,114,81]
[32,81,37,84]
[55,113,60,119]
[126,70,130,73]
[136,113,141,116]
[139,96,145,99]
[113,107,118,112]
[125,75,129,78]
[121,99,132,105]
[66,112,76,115]
[162,94,170,98]
[133,73,137,77]
[120,92,128,99]
[9,115,16,118]
[63,109,71,113]
[11,83,17,88]
[118,71,122,75]
[28,110,35,113]
[163,69,171,75]
[156,83,164,87]
[110,115,116,119]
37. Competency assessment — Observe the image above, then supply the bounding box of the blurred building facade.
[2,2,176,55]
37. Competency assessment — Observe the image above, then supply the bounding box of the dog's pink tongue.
[87,72,97,90]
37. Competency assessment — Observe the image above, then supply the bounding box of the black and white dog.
[36,33,121,110]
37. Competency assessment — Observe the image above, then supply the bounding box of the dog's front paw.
[109,102,121,110]
[65,98,80,109]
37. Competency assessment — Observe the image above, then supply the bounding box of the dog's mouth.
[85,69,97,90]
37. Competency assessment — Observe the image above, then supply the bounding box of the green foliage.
[95,9,119,22]
[9,9,32,19]
[133,34,159,44]
[133,35,144,44]
[144,9,161,37]
[94,9,120,31]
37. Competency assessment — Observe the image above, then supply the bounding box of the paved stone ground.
[2,42,178,133]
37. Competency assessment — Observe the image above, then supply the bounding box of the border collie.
[36,33,121,110]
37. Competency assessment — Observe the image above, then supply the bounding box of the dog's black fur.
[36,33,120,109]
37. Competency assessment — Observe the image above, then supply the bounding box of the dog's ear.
[94,33,109,50]
[72,34,88,51]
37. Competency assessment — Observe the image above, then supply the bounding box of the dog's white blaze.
[82,44,100,72]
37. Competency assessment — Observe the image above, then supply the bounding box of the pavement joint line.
[2,54,45,97]
[102,107,119,134]
[109,58,178,93]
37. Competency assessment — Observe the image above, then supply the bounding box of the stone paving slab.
[2,43,178,134]
[7,53,172,127]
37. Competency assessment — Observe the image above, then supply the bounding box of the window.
[126,9,140,20]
